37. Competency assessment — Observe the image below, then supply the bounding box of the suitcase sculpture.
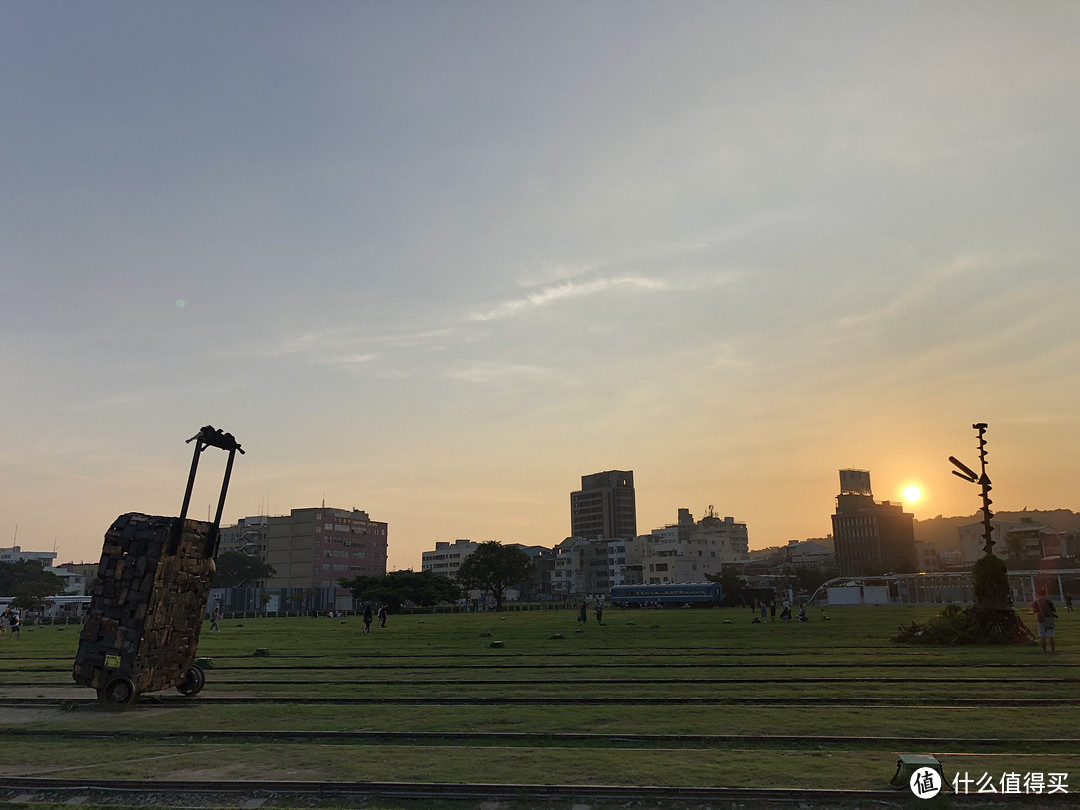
[73,426,243,704]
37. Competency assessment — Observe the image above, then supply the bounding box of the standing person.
[1032,592,1057,653]
[210,608,220,632]
[769,600,777,623]
[9,610,20,639]
[577,601,588,624]
[363,603,373,635]
[759,602,767,622]
[594,600,603,625]
[377,605,387,628]
[1066,592,1074,613]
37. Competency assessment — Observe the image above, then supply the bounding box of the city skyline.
[2,3,1078,572]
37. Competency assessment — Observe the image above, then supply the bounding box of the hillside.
[914,509,1080,551]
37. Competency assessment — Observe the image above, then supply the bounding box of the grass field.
[0,603,1077,804]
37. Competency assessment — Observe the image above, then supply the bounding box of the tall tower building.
[832,469,916,576]
[570,470,637,540]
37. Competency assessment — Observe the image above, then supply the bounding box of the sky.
[2,2,1078,571]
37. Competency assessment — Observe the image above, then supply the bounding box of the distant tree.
[784,565,840,596]
[455,542,536,611]
[0,560,66,596]
[339,570,461,612]
[211,551,276,589]
[707,567,747,606]
[11,579,64,613]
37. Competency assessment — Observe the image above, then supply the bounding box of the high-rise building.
[832,470,916,576]
[570,470,637,540]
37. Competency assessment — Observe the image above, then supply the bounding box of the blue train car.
[609,582,723,607]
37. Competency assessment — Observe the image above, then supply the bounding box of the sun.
[902,485,922,502]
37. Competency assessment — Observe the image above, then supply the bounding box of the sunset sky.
[2,2,1078,571]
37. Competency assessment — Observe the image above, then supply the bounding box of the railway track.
[3,776,1074,808]
[7,672,1080,686]
[4,616,1066,806]
[2,727,1078,751]
[7,659,1075,670]
[3,646,1022,659]
[7,694,1080,707]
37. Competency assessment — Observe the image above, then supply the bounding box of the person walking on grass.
[1033,591,1057,653]
[363,603,373,635]
[578,601,588,624]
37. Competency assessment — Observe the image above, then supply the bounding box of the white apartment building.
[0,546,57,565]
[421,539,479,579]
[632,510,749,585]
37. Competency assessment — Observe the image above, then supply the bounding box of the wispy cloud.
[323,353,377,366]
[514,261,600,288]
[832,253,989,331]
[255,326,456,364]
[470,275,717,322]
[443,363,555,384]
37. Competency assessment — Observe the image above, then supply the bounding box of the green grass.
[0,604,1077,795]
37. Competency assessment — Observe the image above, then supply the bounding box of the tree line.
[339,541,535,611]
[212,542,537,613]
[0,560,68,612]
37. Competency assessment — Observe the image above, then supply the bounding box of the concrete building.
[218,516,270,559]
[263,507,388,607]
[421,539,547,603]
[48,567,86,595]
[785,539,835,569]
[0,546,57,566]
[553,536,621,596]
[831,470,917,576]
[570,470,637,540]
[57,561,99,591]
[628,508,749,585]
[421,539,479,579]
[516,545,557,601]
[551,537,580,599]
[914,541,940,573]
[959,517,1066,564]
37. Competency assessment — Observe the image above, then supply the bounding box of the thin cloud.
[256,326,456,362]
[319,352,377,366]
[443,363,554,384]
[833,253,989,331]
[470,276,681,323]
